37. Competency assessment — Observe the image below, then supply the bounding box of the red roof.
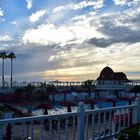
[96,66,130,81]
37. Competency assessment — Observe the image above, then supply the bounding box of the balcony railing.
[95,84,132,90]
[0,98,140,140]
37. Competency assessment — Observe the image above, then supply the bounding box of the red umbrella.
[35,103,53,109]
[84,99,96,104]
[15,101,31,106]
[48,91,63,95]
[0,94,14,101]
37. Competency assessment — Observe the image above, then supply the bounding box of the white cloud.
[0,35,12,41]
[26,0,32,9]
[0,8,3,16]
[23,14,106,46]
[23,24,75,45]
[23,4,140,47]
[29,10,47,22]
[53,0,104,13]
[10,21,17,25]
[113,0,140,6]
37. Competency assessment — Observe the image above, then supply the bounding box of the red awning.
[60,101,76,107]
[35,103,53,109]
[105,98,117,102]
[61,90,71,94]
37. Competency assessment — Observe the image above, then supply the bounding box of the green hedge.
[117,123,140,140]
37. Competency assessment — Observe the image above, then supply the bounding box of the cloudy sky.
[0,0,140,82]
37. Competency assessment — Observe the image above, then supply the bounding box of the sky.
[0,0,140,82]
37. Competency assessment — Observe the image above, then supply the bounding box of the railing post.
[135,97,140,123]
[78,102,85,140]
[0,125,3,140]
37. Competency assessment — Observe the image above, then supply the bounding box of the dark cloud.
[87,38,111,48]
[87,13,140,47]
[0,44,60,76]
[131,13,140,24]
[99,19,140,43]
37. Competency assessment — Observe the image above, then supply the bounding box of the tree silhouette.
[7,52,16,87]
[82,80,95,99]
[39,82,56,102]
[46,84,56,101]
[0,52,7,87]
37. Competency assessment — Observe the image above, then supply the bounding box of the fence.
[0,97,140,140]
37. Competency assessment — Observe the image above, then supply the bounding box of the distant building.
[95,66,133,98]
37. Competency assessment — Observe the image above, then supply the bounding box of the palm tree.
[40,81,47,92]
[39,82,47,103]
[0,52,7,87]
[8,52,16,87]
[46,84,56,102]
[82,80,95,99]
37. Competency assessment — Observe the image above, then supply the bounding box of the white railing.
[96,85,128,89]
[0,98,140,140]
[0,81,41,88]
[0,80,140,88]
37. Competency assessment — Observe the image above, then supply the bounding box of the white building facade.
[95,66,133,98]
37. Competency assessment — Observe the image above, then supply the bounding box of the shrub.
[117,123,140,140]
